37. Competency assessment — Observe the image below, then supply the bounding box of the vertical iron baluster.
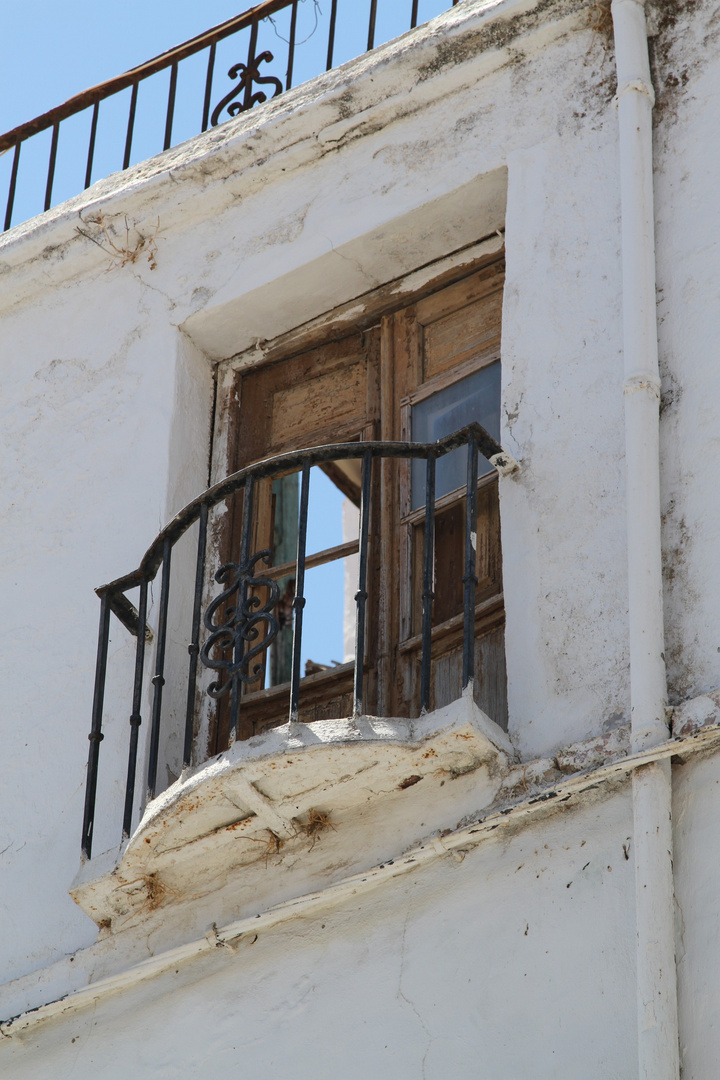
[353,450,373,717]
[462,434,478,690]
[420,453,436,712]
[367,0,378,51]
[148,539,172,799]
[122,580,148,838]
[184,504,208,767]
[244,22,260,110]
[230,479,254,742]
[123,82,139,170]
[411,0,420,29]
[84,102,99,189]
[326,0,338,70]
[44,122,59,212]
[164,61,178,151]
[81,594,111,859]
[286,2,299,90]
[201,42,217,131]
[3,141,21,232]
[289,460,311,724]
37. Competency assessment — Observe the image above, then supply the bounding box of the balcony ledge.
[71,693,514,930]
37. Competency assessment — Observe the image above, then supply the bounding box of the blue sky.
[1,2,252,130]
[1,0,453,228]
[0,0,454,127]
[1,0,452,124]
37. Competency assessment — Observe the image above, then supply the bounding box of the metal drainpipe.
[611,1,680,1076]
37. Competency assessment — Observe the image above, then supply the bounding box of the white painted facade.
[1,0,719,1076]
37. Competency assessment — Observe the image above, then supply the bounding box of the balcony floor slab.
[71,693,513,930]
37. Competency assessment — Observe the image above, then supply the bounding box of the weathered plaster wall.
[673,751,720,1080]
[1,792,637,1080]
[653,0,720,706]
[156,335,213,791]
[502,107,628,761]
[4,4,718,1060]
[0,0,633,985]
[0,258,209,980]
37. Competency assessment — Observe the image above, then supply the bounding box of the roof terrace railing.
[81,423,511,859]
[1,0,462,234]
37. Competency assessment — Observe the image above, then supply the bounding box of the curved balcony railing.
[2,0,462,234]
[81,423,513,858]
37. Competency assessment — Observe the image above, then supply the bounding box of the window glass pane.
[411,361,501,509]
[266,465,359,687]
[301,467,352,677]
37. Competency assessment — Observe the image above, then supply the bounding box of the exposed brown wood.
[225,332,374,722]
[403,350,501,409]
[270,360,367,448]
[376,315,396,718]
[252,477,274,553]
[423,291,503,382]
[242,477,275,711]
[253,690,355,735]
[432,625,508,729]
[476,478,502,593]
[365,326,382,430]
[263,538,359,582]
[235,334,368,467]
[389,307,419,713]
[401,469,497,526]
[435,501,466,624]
[218,326,383,741]
[363,328,382,713]
[242,662,356,733]
[205,364,241,759]
[414,263,504,384]
[243,659,355,703]
[409,478,501,632]
[398,593,504,655]
[414,262,504,325]
[389,267,506,717]
[474,625,508,730]
[231,241,505,372]
[210,253,506,745]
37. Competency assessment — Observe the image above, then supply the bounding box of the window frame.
[201,239,508,752]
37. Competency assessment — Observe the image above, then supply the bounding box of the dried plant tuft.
[77,212,161,271]
[296,808,336,848]
[588,0,614,50]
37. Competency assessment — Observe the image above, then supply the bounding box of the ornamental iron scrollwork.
[210,52,283,127]
[200,551,280,698]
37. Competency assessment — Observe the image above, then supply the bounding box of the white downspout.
[611,1,679,1077]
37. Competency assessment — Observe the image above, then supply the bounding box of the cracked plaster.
[2,0,720,1074]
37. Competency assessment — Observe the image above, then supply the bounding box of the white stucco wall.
[653,0,720,707]
[673,751,720,1080]
[2,791,636,1080]
[1,0,719,1074]
[502,126,628,760]
[0,256,212,980]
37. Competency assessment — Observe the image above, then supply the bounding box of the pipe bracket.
[623,372,661,399]
[614,79,656,108]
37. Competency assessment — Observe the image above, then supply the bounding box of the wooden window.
[209,252,507,751]
[384,260,507,726]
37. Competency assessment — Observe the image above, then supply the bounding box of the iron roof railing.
[1,0,462,234]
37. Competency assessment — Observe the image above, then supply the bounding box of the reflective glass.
[411,361,501,509]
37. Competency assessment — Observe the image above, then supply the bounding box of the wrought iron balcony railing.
[81,423,512,859]
[1,0,462,234]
